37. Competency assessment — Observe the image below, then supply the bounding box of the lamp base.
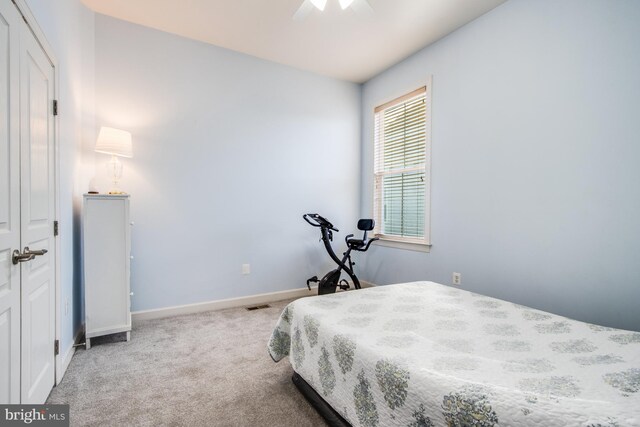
[107,155,126,195]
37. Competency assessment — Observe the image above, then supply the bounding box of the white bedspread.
[268,282,640,427]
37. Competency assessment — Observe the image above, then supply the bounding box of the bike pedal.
[339,279,350,291]
[306,276,319,290]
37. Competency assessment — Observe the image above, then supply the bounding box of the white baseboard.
[56,346,74,386]
[132,280,378,323]
[56,326,83,385]
[132,286,318,322]
[359,280,377,288]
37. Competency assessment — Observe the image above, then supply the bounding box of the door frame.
[11,0,63,386]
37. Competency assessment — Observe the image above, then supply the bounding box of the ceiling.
[81,0,506,83]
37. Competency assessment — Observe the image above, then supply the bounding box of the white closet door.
[19,21,56,404]
[0,0,22,405]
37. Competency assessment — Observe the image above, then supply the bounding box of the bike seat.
[346,218,377,251]
[346,238,366,250]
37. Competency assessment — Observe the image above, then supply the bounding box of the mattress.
[268,282,640,427]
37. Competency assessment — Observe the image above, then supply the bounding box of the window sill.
[373,238,431,253]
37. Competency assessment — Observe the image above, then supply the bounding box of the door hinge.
[53,220,59,236]
[54,340,59,356]
[53,99,58,116]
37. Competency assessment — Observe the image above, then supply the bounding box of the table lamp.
[95,126,133,194]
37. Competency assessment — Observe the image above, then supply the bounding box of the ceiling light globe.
[310,0,327,11]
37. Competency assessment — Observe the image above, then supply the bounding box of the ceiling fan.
[293,0,373,21]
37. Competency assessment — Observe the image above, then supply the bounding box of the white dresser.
[83,194,132,349]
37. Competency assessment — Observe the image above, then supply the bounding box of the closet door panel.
[19,20,56,405]
[0,0,22,405]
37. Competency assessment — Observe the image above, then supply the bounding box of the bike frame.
[318,226,361,290]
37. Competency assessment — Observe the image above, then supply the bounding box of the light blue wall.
[93,15,362,311]
[25,0,640,336]
[360,0,640,331]
[25,0,95,355]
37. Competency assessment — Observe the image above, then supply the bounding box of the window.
[373,85,431,249]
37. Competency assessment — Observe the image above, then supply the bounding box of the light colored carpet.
[47,299,327,427]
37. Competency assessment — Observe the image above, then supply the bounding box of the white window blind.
[373,86,430,245]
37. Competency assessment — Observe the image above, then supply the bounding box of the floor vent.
[246,304,271,311]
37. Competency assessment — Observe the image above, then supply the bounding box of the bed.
[268,281,640,427]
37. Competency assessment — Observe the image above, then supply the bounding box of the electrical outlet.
[452,272,461,286]
[64,298,70,316]
[242,264,251,275]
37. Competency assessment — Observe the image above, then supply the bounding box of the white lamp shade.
[95,126,133,158]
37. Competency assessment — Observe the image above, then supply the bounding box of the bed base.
[292,372,351,427]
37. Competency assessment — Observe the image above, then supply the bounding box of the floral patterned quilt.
[268,282,640,427]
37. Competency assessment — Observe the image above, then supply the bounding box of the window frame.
[372,77,432,252]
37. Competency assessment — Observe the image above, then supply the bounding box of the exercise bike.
[303,213,378,295]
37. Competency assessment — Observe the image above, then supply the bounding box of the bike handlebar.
[361,237,380,252]
[303,213,339,232]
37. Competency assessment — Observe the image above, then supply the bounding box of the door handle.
[12,250,35,264]
[11,247,48,265]
[24,247,48,257]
